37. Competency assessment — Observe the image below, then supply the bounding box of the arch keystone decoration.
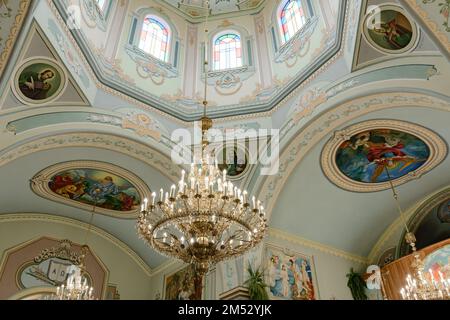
[321,120,447,192]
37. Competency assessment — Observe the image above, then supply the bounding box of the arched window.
[95,0,108,12]
[213,33,242,71]
[279,0,307,43]
[139,16,170,62]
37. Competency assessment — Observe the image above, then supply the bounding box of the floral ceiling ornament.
[291,88,327,123]
[34,239,85,265]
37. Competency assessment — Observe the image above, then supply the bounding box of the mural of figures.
[266,246,317,300]
[363,5,417,54]
[14,58,66,104]
[217,145,248,178]
[335,129,430,184]
[423,245,450,282]
[164,265,202,300]
[48,168,141,212]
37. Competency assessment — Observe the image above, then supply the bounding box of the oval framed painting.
[362,4,419,55]
[321,120,447,192]
[31,161,150,218]
[12,57,67,105]
[216,143,249,180]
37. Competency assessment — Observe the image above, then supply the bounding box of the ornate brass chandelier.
[137,1,267,279]
[384,167,450,300]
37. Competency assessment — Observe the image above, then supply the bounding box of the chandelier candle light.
[50,206,97,300]
[137,0,267,287]
[383,166,450,300]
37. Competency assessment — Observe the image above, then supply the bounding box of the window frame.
[211,31,244,71]
[138,15,172,63]
[272,0,314,50]
[128,9,180,69]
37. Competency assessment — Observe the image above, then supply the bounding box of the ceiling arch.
[254,90,450,218]
[267,105,450,257]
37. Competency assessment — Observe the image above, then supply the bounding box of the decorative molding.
[0,0,31,77]
[397,187,450,257]
[257,92,450,220]
[366,186,450,263]
[403,0,450,55]
[0,132,181,183]
[33,239,85,265]
[320,119,447,192]
[87,111,163,141]
[268,228,368,265]
[0,213,153,277]
[48,0,347,121]
[361,4,420,55]
[30,160,151,219]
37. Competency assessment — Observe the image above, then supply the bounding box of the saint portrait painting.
[363,6,416,54]
[15,59,65,104]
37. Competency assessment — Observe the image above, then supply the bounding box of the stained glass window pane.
[138,16,170,62]
[213,33,243,71]
[280,0,307,43]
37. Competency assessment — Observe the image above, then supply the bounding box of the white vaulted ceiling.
[0,0,449,273]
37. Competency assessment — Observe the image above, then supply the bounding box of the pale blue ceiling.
[270,106,450,257]
[0,147,173,268]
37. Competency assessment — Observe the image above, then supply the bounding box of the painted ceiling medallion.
[31,161,150,218]
[12,57,67,106]
[362,4,419,55]
[321,120,447,192]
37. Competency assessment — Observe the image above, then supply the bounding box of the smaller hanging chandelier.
[53,245,95,300]
[383,166,450,300]
[137,1,267,278]
[47,206,97,300]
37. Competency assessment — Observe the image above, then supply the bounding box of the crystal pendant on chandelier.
[137,1,267,278]
[137,145,267,275]
[137,117,267,276]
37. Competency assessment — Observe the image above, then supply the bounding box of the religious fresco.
[321,120,447,192]
[48,169,140,212]
[423,245,450,282]
[335,129,430,184]
[164,265,202,300]
[31,161,149,218]
[13,58,66,104]
[363,5,418,54]
[265,246,317,300]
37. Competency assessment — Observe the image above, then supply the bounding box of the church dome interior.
[0,0,449,302]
